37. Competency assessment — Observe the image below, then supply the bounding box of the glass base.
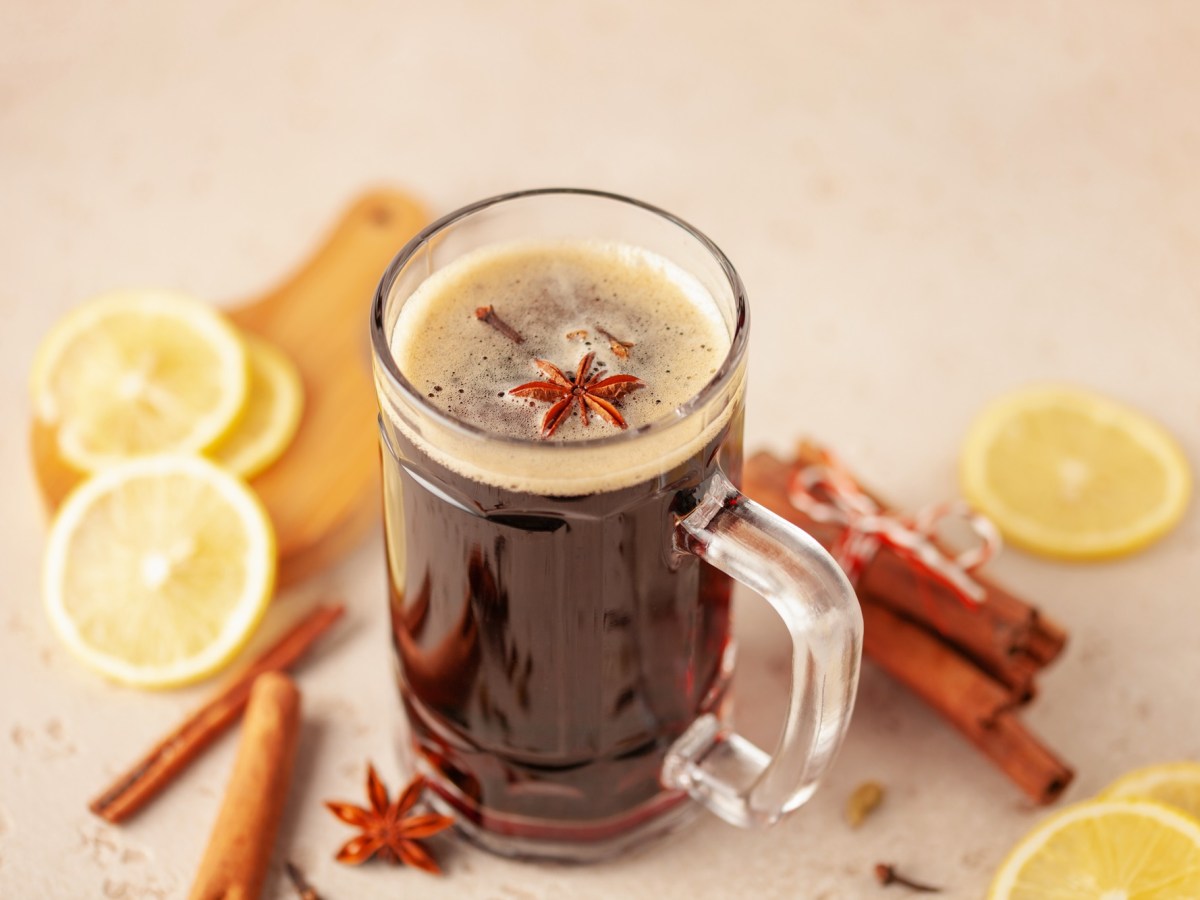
[418,760,701,864]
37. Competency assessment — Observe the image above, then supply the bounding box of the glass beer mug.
[371,189,862,861]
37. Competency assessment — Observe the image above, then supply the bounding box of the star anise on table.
[324,765,454,874]
[509,351,644,438]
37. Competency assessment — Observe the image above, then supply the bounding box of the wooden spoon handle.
[228,189,427,582]
[230,189,427,347]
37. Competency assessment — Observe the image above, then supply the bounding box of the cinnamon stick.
[89,603,344,824]
[1024,611,1069,667]
[189,672,301,900]
[743,450,1066,692]
[861,601,1073,804]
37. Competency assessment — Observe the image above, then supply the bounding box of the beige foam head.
[380,239,744,495]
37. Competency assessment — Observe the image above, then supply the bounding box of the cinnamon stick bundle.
[743,450,1066,695]
[742,447,1073,804]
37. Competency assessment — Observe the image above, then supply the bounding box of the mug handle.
[662,471,863,828]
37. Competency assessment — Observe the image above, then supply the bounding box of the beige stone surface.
[3,2,1199,896]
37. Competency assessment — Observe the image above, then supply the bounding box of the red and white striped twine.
[786,453,1001,608]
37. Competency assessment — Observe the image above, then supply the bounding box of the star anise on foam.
[509,351,645,438]
[325,765,454,874]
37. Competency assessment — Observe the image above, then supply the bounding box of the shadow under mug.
[370,188,863,862]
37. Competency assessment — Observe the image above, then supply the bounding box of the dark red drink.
[382,412,741,839]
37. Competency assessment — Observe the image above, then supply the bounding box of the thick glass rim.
[370,187,750,450]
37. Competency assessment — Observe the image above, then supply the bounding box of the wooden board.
[31,188,429,586]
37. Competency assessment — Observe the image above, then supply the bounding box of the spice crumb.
[846,781,885,829]
[874,863,941,893]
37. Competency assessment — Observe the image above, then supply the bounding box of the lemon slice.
[1101,762,1200,822]
[43,455,275,688]
[989,800,1200,898]
[31,290,249,472]
[961,385,1191,559]
[209,333,304,479]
